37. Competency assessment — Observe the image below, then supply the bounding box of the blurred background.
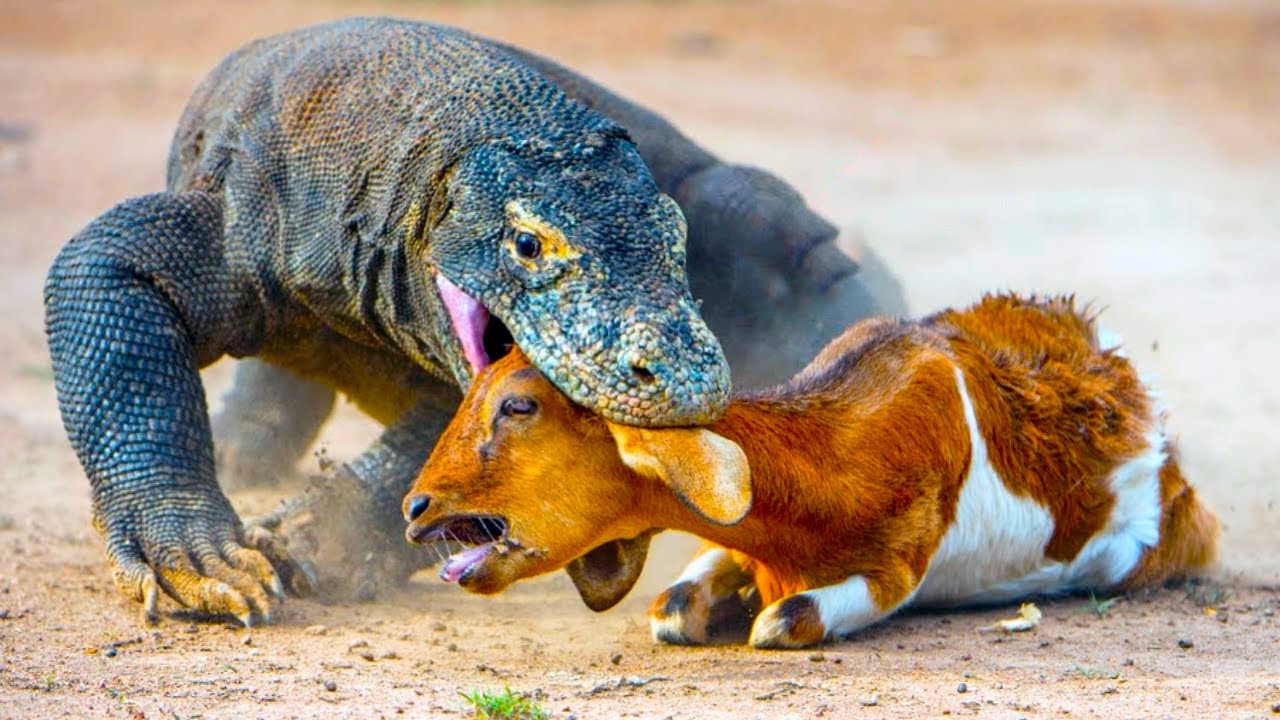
[1,0,1277,588]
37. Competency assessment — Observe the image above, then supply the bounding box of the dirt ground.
[2,0,1279,718]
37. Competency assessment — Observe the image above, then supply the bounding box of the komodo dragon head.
[419,122,730,428]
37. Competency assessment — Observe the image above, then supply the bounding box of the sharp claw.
[141,572,159,625]
[237,612,254,628]
[270,576,285,598]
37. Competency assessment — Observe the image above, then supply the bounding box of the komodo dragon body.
[46,18,906,625]
[214,33,907,490]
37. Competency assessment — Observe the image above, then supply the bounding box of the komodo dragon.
[208,35,908,603]
[45,18,906,625]
[214,40,908,490]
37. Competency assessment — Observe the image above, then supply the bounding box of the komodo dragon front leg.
[45,192,308,625]
[53,18,734,624]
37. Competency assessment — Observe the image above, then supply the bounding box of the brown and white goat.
[403,294,1218,648]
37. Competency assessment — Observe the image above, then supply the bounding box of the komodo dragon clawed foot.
[96,484,310,627]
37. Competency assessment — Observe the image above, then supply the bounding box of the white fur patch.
[674,548,730,585]
[914,366,1165,606]
[914,368,1059,606]
[1062,395,1165,587]
[810,575,897,638]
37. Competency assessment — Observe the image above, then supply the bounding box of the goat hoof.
[648,581,711,645]
[749,595,826,649]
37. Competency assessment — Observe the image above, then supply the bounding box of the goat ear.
[607,424,752,526]
[565,531,655,612]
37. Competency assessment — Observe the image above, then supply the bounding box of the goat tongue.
[436,273,490,374]
[440,544,491,583]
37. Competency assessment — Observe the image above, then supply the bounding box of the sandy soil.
[1,0,1278,717]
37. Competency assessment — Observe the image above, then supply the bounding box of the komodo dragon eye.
[514,231,541,260]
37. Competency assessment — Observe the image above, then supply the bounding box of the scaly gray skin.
[215,40,908,486]
[45,18,733,624]
[213,33,908,604]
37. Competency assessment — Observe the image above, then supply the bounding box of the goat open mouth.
[436,274,514,374]
[409,514,510,584]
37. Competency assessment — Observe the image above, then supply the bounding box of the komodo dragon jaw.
[423,136,731,427]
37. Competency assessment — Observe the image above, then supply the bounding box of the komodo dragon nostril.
[630,362,656,383]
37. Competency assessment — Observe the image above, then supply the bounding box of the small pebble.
[1122,658,1135,667]
[859,694,879,707]
[431,621,447,632]
[1100,686,1118,696]
[348,640,369,651]
[610,653,622,666]
[105,647,117,658]
[447,643,458,652]
[1270,701,1280,713]
[809,652,826,663]
[182,625,198,634]
[1177,639,1193,649]
[306,625,328,636]
[381,651,399,660]
[241,635,252,646]
[323,679,337,692]
[956,682,968,694]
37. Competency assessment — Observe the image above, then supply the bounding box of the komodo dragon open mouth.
[436,274,514,374]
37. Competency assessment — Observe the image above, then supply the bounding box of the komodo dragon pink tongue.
[436,273,491,374]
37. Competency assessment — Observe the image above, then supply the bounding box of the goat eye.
[500,396,537,417]
[513,231,541,260]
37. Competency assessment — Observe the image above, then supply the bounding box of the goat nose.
[405,494,431,522]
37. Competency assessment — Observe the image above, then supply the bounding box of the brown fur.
[927,296,1149,560]
[751,595,825,649]
[405,293,1218,646]
[1122,452,1220,588]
